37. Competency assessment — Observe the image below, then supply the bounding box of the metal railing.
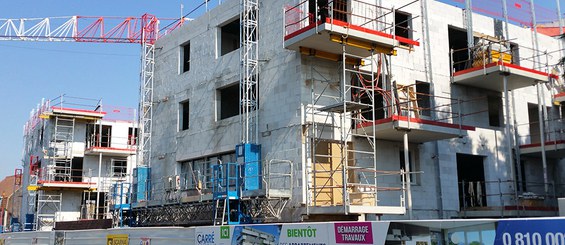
[85,134,137,151]
[459,179,560,212]
[516,118,565,146]
[37,166,94,183]
[145,159,293,206]
[450,38,552,75]
[49,94,103,112]
[284,0,405,38]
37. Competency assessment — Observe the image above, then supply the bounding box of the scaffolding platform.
[356,115,475,143]
[319,101,371,113]
[42,107,105,119]
[37,180,96,190]
[554,92,565,103]
[307,205,405,215]
[519,141,565,158]
[284,0,419,58]
[285,18,402,58]
[84,146,136,156]
[452,62,553,91]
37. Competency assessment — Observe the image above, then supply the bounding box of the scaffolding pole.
[403,132,412,220]
[240,0,259,144]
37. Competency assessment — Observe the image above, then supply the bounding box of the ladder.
[396,83,420,118]
[51,117,75,181]
[35,193,62,231]
[213,198,227,225]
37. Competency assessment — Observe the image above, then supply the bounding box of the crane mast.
[240,0,259,144]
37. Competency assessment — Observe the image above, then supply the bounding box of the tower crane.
[0,14,185,173]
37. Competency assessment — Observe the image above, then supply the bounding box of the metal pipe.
[96,152,102,219]
[342,43,348,214]
[536,82,549,194]
[556,0,564,59]
[465,0,474,57]
[501,0,510,45]
[530,0,541,67]
[403,132,412,219]
[371,51,378,208]
[96,119,103,219]
[421,0,443,217]
[511,90,522,193]
[503,76,517,200]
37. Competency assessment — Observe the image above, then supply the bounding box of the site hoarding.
[494,219,565,245]
[1,218,565,245]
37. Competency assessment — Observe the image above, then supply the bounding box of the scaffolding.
[130,158,291,226]
[284,0,423,217]
[35,193,62,231]
[240,0,259,144]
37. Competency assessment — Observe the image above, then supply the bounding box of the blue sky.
[0,1,219,179]
[0,0,563,180]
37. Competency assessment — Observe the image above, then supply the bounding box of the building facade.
[20,96,137,231]
[130,0,565,225]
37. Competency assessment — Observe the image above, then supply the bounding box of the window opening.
[182,41,190,73]
[180,100,190,130]
[220,19,240,56]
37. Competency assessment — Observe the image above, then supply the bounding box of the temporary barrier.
[1,218,565,245]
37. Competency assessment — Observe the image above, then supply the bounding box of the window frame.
[179,99,190,131]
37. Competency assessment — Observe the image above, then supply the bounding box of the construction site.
[1,0,565,244]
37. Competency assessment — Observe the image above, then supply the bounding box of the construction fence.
[2,218,565,245]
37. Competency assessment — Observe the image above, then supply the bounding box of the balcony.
[85,134,137,157]
[36,166,95,190]
[458,180,559,218]
[517,118,565,158]
[283,0,419,58]
[555,92,565,103]
[451,40,556,92]
[354,88,475,143]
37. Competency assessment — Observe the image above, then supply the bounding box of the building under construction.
[121,0,565,226]
[12,0,565,230]
[19,96,137,231]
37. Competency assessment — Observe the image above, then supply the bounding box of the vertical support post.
[498,179,504,217]
[403,132,412,219]
[371,51,378,208]
[556,0,565,59]
[502,0,510,48]
[240,0,259,144]
[464,0,474,56]
[530,0,541,67]
[511,89,522,192]
[96,152,102,219]
[315,0,318,33]
[536,82,549,194]
[503,75,517,201]
[450,49,454,77]
[341,44,348,214]
[138,42,155,168]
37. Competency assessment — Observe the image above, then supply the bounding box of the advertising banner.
[195,226,233,245]
[280,223,330,245]
[106,234,128,245]
[334,222,374,244]
[231,224,281,244]
[495,219,565,245]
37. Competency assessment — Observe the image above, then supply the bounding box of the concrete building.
[20,95,137,231]
[0,174,23,231]
[135,0,564,225]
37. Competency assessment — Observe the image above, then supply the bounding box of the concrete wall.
[149,0,564,222]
